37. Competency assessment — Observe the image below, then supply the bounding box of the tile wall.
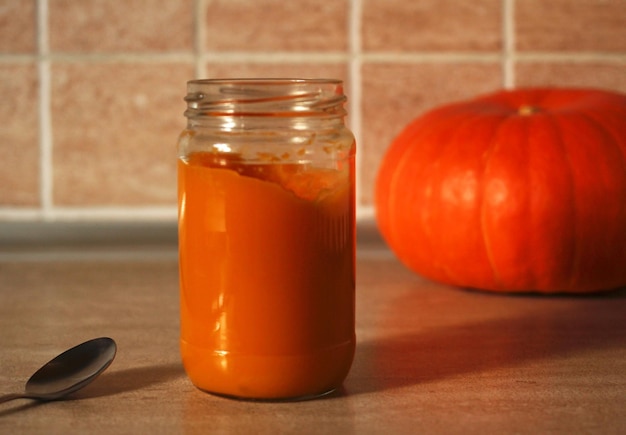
[1,0,625,222]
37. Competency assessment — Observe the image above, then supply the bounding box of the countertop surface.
[0,223,625,434]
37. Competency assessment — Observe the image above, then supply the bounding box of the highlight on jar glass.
[177,78,356,400]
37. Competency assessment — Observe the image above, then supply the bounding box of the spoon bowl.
[0,337,117,404]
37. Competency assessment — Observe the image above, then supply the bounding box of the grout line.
[0,54,38,62]
[0,208,46,221]
[516,52,626,62]
[0,206,178,222]
[2,51,622,64]
[359,52,503,63]
[0,249,179,263]
[348,0,362,57]
[38,63,52,218]
[37,0,52,220]
[197,0,214,77]
[193,0,205,78]
[349,0,364,209]
[0,205,377,224]
[199,52,351,63]
[503,0,515,88]
[31,52,197,63]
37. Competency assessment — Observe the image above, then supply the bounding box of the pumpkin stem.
[518,105,541,116]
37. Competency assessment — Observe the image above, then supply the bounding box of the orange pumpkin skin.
[375,88,626,293]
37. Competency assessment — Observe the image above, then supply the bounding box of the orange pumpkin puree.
[178,152,355,399]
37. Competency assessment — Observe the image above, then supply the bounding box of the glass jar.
[177,79,356,400]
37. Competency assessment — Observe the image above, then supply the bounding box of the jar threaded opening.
[184,78,347,119]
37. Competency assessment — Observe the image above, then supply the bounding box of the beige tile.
[51,61,194,206]
[204,0,349,51]
[204,61,351,108]
[515,62,626,93]
[0,0,36,53]
[205,61,349,84]
[359,62,503,206]
[362,0,502,52]
[49,0,194,53]
[516,0,626,52]
[0,63,40,206]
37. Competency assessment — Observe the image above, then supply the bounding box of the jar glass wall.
[177,79,356,400]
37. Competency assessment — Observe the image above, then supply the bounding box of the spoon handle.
[0,393,26,404]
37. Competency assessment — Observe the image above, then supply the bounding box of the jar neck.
[184,79,348,130]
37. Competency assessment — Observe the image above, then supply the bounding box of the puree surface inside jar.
[178,151,355,399]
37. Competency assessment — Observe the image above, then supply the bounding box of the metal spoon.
[0,337,117,404]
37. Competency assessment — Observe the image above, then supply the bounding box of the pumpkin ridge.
[577,107,626,186]
[479,111,527,290]
[438,108,507,285]
[580,110,626,257]
[519,115,536,289]
[381,111,443,265]
[388,106,479,283]
[532,110,581,291]
[564,108,626,290]
[545,111,580,291]
[382,112,445,252]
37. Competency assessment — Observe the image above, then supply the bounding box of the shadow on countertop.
[348,286,626,395]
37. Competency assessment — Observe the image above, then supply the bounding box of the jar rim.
[184,78,347,119]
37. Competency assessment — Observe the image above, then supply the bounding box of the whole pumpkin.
[375,88,626,293]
